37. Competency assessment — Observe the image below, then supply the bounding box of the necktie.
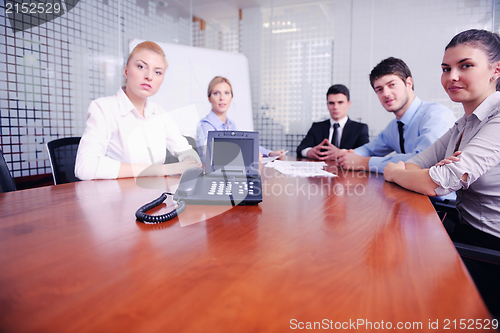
[332,123,340,148]
[397,121,405,154]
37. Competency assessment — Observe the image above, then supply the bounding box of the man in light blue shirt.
[337,57,456,173]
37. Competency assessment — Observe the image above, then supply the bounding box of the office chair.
[165,136,198,164]
[433,199,500,265]
[0,149,17,193]
[454,242,500,265]
[46,137,81,185]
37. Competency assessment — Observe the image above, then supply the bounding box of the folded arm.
[384,162,439,196]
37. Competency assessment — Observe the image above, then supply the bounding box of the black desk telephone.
[135,131,263,224]
[173,167,262,205]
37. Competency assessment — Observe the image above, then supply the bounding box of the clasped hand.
[306,138,340,161]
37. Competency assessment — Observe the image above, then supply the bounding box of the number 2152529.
[5,2,61,15]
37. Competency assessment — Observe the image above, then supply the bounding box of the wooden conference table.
[0,160,493,332]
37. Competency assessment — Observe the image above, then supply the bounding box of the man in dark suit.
[297,84,369,160]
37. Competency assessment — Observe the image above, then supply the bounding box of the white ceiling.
[154,0,318,23]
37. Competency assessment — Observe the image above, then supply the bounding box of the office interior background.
[1,0,500,186]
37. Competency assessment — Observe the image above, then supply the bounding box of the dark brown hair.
[369,57,413,90]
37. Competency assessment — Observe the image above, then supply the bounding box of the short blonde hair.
[127,41,167,67]
[207,76,233,97]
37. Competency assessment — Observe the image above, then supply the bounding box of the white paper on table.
[264,160,337,177]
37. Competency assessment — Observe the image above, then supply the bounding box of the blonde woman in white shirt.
[75,41,200,180]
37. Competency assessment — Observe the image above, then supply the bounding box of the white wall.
[333,0,495,137]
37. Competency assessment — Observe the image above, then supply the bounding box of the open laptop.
[173,131,262,205]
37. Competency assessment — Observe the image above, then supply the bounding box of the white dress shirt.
[301,116,348,158]
[75,88,197,180]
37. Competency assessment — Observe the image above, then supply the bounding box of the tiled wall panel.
[1,0,499,180]
[0,0,190,178]
[241,3,335,153]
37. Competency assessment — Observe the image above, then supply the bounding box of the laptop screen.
[206,131,259,177]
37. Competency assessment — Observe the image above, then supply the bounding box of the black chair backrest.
[184,136,197,154]
[0,149,16,193]
[46,137,81,185]
[454,242,500,265]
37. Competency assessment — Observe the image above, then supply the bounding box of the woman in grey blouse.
[384,29,500,316]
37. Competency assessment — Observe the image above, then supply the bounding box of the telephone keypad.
[207,180,258,197]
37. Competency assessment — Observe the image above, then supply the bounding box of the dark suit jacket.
[296,118,369,158]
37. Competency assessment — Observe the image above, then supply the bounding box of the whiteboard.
[129,40,254,138]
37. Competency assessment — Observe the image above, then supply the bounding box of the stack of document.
[265,160,337,177]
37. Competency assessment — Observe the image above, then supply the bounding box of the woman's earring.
[492,76,497,80]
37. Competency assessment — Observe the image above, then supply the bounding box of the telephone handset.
[135,167,203,224]
[176,167,204,196]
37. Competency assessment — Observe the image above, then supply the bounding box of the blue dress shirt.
[354,97,456,173]
[196,110,271,162]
